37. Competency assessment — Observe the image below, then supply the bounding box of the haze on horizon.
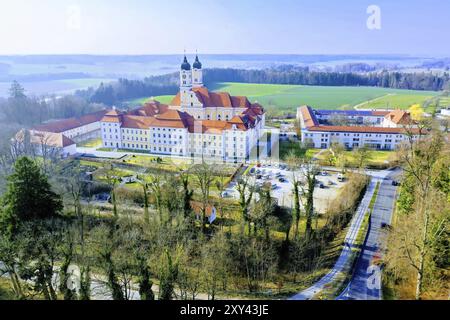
[0,0,449,56]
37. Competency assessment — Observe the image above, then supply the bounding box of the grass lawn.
[277,140,321,161]
[124,155,190,172]
[77,138,102,148]
[316,149,395,168]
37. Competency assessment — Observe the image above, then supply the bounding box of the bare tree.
[236,175,255,235]
[299,159,319,241]
[192,162,215,233]
[97,162,121,219]
[285,151,303,240]
[391,125,448,299]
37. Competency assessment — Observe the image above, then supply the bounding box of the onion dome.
[181,55,191,71]
[193,55,202,69]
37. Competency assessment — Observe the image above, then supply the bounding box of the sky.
[0,0,448,55]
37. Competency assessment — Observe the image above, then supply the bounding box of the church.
[100,55,266,161]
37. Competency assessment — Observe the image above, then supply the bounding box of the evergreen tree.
[8,81,26,99]
[0,157,63,234]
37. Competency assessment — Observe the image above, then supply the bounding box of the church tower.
[180,55,192,107]
[192,55,203,88]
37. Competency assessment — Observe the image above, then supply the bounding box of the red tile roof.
[298,106,319,127]
[100,87,264,133]
[385,110,412,125]
[300,105,424,135]
[171,87,256,109]
[130,101,170,117]
[372,111,390,116]
[34,110,108,133]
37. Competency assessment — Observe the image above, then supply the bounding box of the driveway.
[336,168,401,300]
[289,177,380,300]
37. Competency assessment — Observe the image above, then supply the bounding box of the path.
[289,177,380,300]
[336,168,401,300]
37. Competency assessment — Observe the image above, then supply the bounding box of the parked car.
[392,180,400,186]
[319,183,325,189]
[249,168,256,174]
[279,177,287,183]
[256,174,262,180]
[321,171,328,176]
[337,173,345,182]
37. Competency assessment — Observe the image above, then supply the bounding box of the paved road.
[289,177,380,300]
[337,169,401,300]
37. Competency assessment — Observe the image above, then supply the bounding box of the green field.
[210,83,440,115]
[127,95,174,106]
[145,83,441,116]
[356,92,439,110]
[437,96,450,108]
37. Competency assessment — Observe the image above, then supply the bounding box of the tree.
[354,145,371,169]
[285,151,302,240]
[180,171,193,220]
[236,176,255,235]
[387,127,449,299]
[0,233,24,299]
[136,174,151,224]
[192,162,215,233]
[158,249,179,300]
[137,253,155,300]
[1,157,62,235]
[299,160,318,240]
[91,224,125,300]
[201,231,230,300]
[9,81,26,99]
[251,186,276,241]
[214,166,228,229]
[18,221,62,300]
[97,163,121,219]
[58,225,78,300]
[149,173,164,221]
[330,142,346,169]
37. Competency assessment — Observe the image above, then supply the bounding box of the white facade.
[302,130,413,150]
[61,121,102,141]
[298,106,422,151]
[99,56,265,161]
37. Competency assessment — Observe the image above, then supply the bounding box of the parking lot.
[224,163,348,214]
